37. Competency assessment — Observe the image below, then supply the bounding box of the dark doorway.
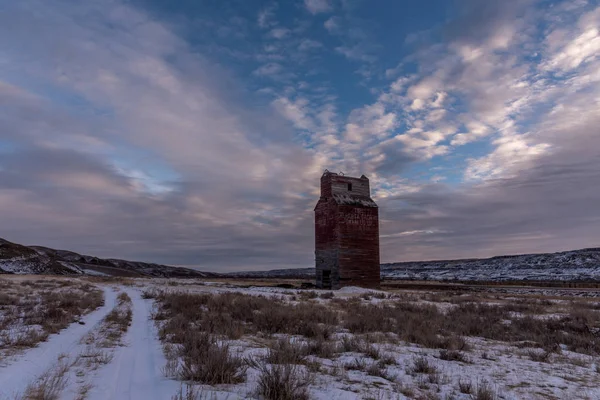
[322,270,332,289]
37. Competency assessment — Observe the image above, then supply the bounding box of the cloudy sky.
[1,0,599,272]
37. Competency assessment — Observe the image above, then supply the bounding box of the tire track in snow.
[0,286,118,400]
[86,288,179,400]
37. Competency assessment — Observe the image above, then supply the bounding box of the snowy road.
[85,288,179,400]
[0,286,179,400]
[0,287,118,400]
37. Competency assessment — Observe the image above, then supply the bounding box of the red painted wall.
[315,172,380,289]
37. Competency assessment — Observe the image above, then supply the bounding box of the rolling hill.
[0,237,216,278]
[229,248,600,282]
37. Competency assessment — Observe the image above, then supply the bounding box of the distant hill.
[0,237,217,278]
[228,247,600,282]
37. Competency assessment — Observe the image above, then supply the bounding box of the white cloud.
[396,130,450,160]
[0,0,323,269]
[298,39,323,52]
[335,45,375,62]
[410,99,424,111]
[268,28,290,39]
[252,62,283,76]
[257,4,278,29]
[344,103,396,143]
[426,109,446,123]
[271,97,315,131]
[304,0,333,15]
[390,76,411,93]
[451,120,490,146]
[407,77,439,101]
[546,28,600,72]
[324,16,341,32]
[543,7,600,73]
[3,0,600,269]
[431,92,446,108]
[465,134,551,180]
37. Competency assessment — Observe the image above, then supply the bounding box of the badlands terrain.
[231,248,600,283]
[0,238,215,278]
[1,275,599,400]
[3,237,600,284]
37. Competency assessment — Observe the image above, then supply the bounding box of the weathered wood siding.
[314,172,380,289]
[337,205,380,289]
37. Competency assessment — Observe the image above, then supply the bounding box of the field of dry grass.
[1,275,599,399]
[16,290,134,400]
[0,277,104,362]
[146,284,600,399]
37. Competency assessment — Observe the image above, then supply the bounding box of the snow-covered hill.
[229,248,600,282]
[381,248,600,281]
[0,237,217,278]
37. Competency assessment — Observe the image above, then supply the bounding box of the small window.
[348,183,352,191]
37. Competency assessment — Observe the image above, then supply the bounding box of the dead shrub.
[80,348,114,368]
[427,371,441,384]
[21,360,70,400]
[104,307,132,333]
[344,357,368,371]
[306,337,339,359]
[473,380,498,400]
[117,292,131,304]
[343,304,395,334]
[265,339,307,365]
[410,356,437,374]
[339,336,364,353]
[299,291,318,301]
[458,378,473,394]
[394,382,415,397]
[319,292,334,300]
[142,289,159,299]
[439,349,468,363]
[337,336,380,359]
[379,353,397,365]
[360,293,372,301]
[252,361,311,400]
[178,332,246,384]
[366,361,395,381]
[438,335,470,351]
[526,349,551,363]
[13,328,49,348]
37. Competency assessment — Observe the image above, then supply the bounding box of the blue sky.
[0,0,599,271]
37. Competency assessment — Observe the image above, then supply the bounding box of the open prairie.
[1,276,599,400]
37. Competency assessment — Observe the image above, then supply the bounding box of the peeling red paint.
[315,172,380,289]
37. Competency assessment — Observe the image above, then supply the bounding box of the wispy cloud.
[304,0,333,14]
[1,0,599,269]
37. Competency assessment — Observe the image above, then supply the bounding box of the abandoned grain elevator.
[314,171,380,289]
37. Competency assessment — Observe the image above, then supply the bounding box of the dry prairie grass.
[148,287,600,399]
[332,297,600,355]
[0,279,103,356]
[178,332,246,384]
[247,359,311,400]
[151,290,600,355]
[18,356,72,400]
[81,291,132,351]
[152,291,338,341]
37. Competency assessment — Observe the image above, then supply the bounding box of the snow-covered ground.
[0,288,117,399]
[0,276,599,399]
[229,247,600,282]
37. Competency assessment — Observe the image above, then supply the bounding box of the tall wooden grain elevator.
[314,171,380,289]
